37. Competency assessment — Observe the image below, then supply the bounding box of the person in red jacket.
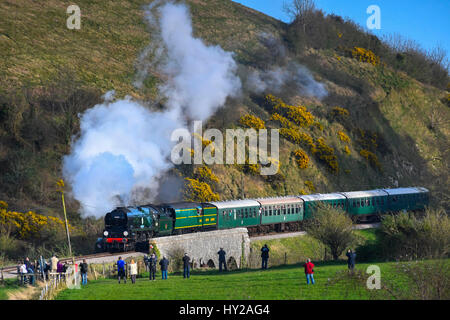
[303,258,315,285]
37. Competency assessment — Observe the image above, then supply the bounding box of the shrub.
[183,178,220,202]
[280,128,316,152]
[270,113,292,128]
[338,131,350,143]
[304,180,315,192]
[329,107,350,122]
[293,149,309,169]
[239,114,265,130]
[265,94,315,128]
[351,47,380,66]
[378,208,450,260]
[359,149,381,170]
[314,138,339,173]
[193,166,219,184]
[344,145,351,155]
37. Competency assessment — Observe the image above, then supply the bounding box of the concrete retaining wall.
[151,228,250,269]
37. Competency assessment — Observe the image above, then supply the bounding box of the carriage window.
[357,201,360,208]
[353,201,356,207]
[366,199,370,206]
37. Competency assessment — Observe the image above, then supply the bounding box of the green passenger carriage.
[208,200,260,230]
[256,196,303,232]
[383,187,429,212]
[340,190,389,219]
[299,193,347,219]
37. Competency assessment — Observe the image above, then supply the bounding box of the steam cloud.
[247,62,328,99]
[63,2,241,217]
[246,32,328,99]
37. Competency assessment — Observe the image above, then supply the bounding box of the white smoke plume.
[63,2,241,217]
[247,62,328,99]
[246,32,327,99]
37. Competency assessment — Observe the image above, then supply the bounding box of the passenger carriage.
[255,196,304,232]
[299,193,347,219]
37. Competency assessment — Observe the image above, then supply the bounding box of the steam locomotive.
[96,187,429,252]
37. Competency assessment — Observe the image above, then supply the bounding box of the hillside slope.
[0,0,448,219]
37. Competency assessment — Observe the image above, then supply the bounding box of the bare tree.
[283,0,316,33]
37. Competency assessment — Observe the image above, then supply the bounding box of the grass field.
[0,279,22,300]
[55,260,416,300]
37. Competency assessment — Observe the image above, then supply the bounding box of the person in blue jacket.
[217,248,227,272]
[261,244,270,269]
[117,257,127,284]
[346,249,356,272]
[159,256,169,280]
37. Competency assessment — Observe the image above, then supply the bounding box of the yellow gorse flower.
[239,114,266,130]
[0,201,75,239]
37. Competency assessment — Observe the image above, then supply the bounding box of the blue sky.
[232,0,449,58]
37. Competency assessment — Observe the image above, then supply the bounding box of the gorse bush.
[265,94,315,128]
[193,166,219,184]
[183,178,220,202]
[337,131,350,143]
[293,149,309,169]
[239,114,266,130]
[0,201,73,240]
[359,149,381,170]
[314,138,339,173]
[351,47,380,66]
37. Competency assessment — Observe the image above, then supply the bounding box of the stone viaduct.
[150,228,250,269]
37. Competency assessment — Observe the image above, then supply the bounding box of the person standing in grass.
[149,253,157,281]
[182,253,191,279]
[303,258,315,285]
[159,256,169,280]
[80,259,88,285]
[261,244,270,270]
[117,257,126,284]
[346,249,356,272]
[129,259,138,284]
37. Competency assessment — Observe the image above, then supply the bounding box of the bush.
[351,47,380,66]
[359,149,381,170]
[304,204,355,260]
[293,149,309,169]
[183,178,220,202]
[314,138,339,173]
[378,208,450,260]
[239,114,265,130]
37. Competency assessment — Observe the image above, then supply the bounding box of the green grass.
[55,260,421,300]
[0,279,22,300]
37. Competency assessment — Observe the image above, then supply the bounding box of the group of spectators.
[17,255,90,286]
[16,245,357,287]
